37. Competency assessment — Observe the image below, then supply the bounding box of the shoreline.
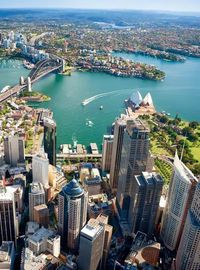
[20,91,51,103]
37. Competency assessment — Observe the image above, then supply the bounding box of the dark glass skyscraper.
[43,117,56,166]
[117,119,154,219]
[128,172,163,235]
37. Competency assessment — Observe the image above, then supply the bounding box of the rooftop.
[34,204,48,211]
[33,152,49,162]
[29,227,53,243]
[30,182,44,194]
[125,231,160,267]
[130,91,143,106]
[103,135,114,141]
[81,218,104,240]
[62,178,83,197]
[0,185,22,201]
[129,91,154,107]
[22,248,47,270]
[26,222,40,235]
[43,117,56,128]
[174,151,198,184]
[126,118,150,136]
[0,241,14,264]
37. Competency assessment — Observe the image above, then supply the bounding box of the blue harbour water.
[0,54,200,148]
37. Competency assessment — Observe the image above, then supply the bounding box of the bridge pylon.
[62,59,65,73]
[20,76,24,85]
[27,77,32,92]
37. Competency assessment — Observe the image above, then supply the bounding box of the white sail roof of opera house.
[143,92,154,106]
[130,91,143,106]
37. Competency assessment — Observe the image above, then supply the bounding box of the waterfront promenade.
[25,153,102,161]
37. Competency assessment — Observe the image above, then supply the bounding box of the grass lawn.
[155,158,173,185]
[25,139,33,154]
[151,138,172,156]
[191,146,200,162]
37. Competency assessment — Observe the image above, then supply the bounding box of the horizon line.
[0,7,200,14]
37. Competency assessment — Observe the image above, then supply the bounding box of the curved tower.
[58,179,88,251]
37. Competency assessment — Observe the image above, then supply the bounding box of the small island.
[20,91,51,102]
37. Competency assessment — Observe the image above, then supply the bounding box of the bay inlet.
[0,53,200,148]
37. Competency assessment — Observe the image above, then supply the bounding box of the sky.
[0,0,200,12]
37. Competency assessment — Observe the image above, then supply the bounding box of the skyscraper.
[96,214,113,270]
[128,172,163,235]
[109,117,126,190]
[175,182,200,270]
[33,204,49,228]
[0,185,23,245]
[4,135,25,166]
[102,135,114,172]
[58,179,88,251]
[160,152,197,251]
[117,119,153,218]
[29,183,45,221]
[78,218,105,270]
[32,152,49,188]
[43,117,56,166]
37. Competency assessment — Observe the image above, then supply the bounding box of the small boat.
[82,100,89,106]
[99,105,103,110]
[23,60,35,70]
[86,120,94,127]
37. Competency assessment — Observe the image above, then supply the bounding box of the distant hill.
[0,9,200,28]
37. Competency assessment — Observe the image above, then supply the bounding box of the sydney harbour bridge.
[0,54,65,103]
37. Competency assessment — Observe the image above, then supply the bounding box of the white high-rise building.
[160,152,198,251]
[102,135,114,172]
[78,218,105,270]
[4,136,25,166]
[175,182,200,270]
[29,183,45,221]
[32,153,49,188]
[58,179,88,250]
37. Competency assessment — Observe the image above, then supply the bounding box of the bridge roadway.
[0,59,62,103]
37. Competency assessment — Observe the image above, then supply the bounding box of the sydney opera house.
[125,91,156,118]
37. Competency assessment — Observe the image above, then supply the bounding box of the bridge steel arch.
[28,57,63,82]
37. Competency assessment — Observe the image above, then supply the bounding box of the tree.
[182,127,193,136]
[159,115,168,124]
[192,163,200,175]
[175,113,181,123]
[189,121,199,129]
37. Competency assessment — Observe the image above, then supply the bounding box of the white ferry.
[1,85,10,93]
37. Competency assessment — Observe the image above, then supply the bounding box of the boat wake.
[81,88,133,106]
